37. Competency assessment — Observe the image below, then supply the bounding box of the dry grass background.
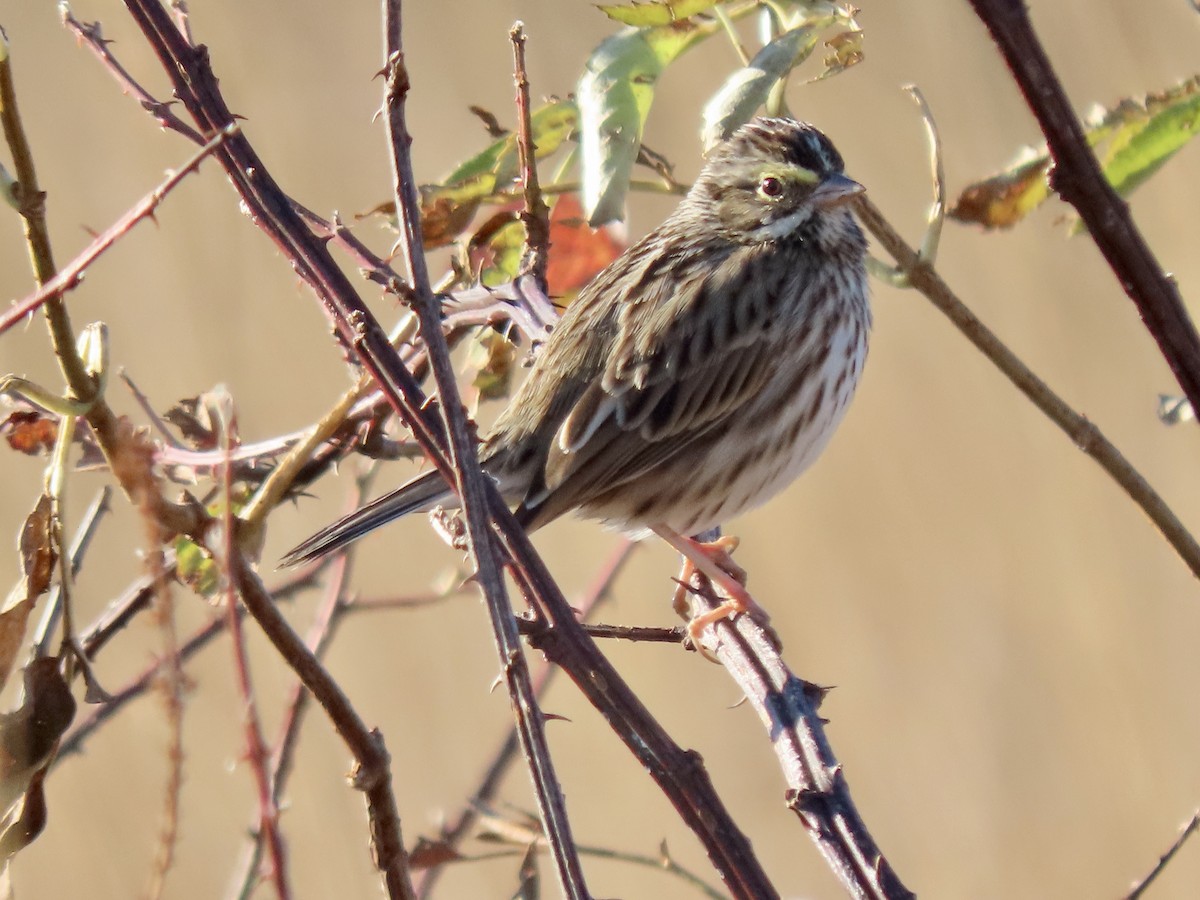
[2,1,1200,897]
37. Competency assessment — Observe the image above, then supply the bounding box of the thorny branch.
[380,5,588,896]
[58,6,904,898]
[965,0,1200,418]
[1,17,206,542]
[230,520,361,900]
[0,127,235,336]
[510,22,551,289]
[414,539,636,898]
[674,559,913,900]
[12,2,1198,898]
[226,550,415,898]
[215,396,291,899]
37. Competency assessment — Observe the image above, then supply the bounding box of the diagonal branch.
[964,0,1200,417]
[673,560,913,900]
[227,550,413,899]
[1124,807,1200,900]
[109,4,777,895]
[415,539,636,898]
[215,396,291,899]
[0,127,235,336]
[380,5,588,896]
[854,194,1200,583]
[60,6,204,143]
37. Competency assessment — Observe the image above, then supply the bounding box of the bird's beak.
[811,173,865,209]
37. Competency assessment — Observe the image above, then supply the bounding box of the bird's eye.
[758,176,784,198]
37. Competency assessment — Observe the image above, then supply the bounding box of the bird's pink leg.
[651,525,772,642]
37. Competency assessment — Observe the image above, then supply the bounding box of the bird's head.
[692,117,864,247]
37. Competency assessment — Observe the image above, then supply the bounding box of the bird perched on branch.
[284,117,869,641]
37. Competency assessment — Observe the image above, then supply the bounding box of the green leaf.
[579,20,719,225]
[479,219,526,287]
[701,24,823,150]
[441,138,508,188]
[951,76,1200,230]
[417,99,579,246]
[596,0,722,26]
[469,330,519,401]
[1098,78,1200,197]
[444,99,579,191]
[175,536,219,598]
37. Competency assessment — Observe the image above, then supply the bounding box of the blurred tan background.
[3,1,1200,897]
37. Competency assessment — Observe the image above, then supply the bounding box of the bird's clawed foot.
[659,531,778,653]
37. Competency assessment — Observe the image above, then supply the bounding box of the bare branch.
[1,23,206,539]
[965,0,1200,417]
[60,611,223,762]
[229,531,358,900]
[675,559,913,900]
[227,550,414,898]
[59,561,330,763]
[380,4,588,895]
[854,194,1200,583]
[499,533,781,899]
[104,4,779,894]
[1125,808,1200,900]
[0,126,236,336]
[61,6,205,143]
[510,22,551,288]
[415,539,636,898]
[215,395,292,899]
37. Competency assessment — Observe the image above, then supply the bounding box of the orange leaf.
[545,193,626,297]
[2,411,57,456]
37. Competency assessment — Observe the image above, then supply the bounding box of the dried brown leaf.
[1,412,57,457]
[163,395,218,449]
[420,193,483,248]
[0,660,75,814]
[408,837,464,870]
[0,659,75,864]
[0,497,57,693]
[949,153,1052,229]
[18,496,55,603]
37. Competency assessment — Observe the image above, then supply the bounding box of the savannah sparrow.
[285,117,870,637]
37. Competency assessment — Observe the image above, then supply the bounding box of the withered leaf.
[820,29,865,78]
[949,153,1052,229]
[1,412,57,457]
[0,659,75,862]
[164,396,218,449]
[420,192,483,249]
[408,837,464,870]
[0,497,56,693]
[18,496,55,601]
[952,76,1200,230]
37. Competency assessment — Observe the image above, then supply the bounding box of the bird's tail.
[280,468,454,566]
